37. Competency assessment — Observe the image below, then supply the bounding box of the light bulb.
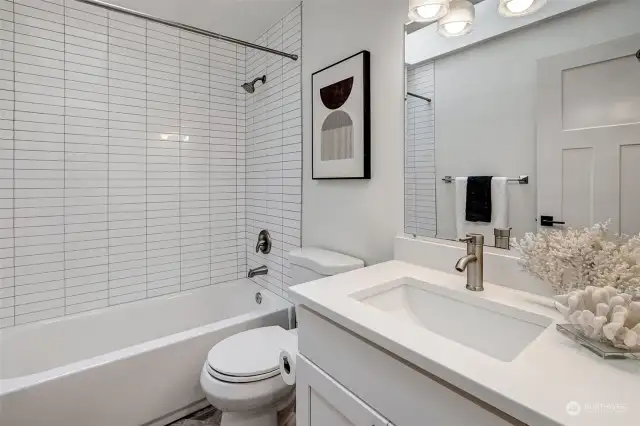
[437,0,474,37]
[408,0,450,22]
[443,21,467,34]
[498,0,547,17]
[416,4,443,19]
[506,0,535,13]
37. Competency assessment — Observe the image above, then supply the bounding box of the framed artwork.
[312,50,370,179]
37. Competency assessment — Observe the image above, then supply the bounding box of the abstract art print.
[312,51,370,179]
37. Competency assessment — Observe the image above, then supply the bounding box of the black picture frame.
[311,50,371,180]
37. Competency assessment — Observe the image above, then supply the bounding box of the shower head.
[241,75,267,94]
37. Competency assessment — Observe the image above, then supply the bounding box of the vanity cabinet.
[296,306,525,426]
[297,355,391,426]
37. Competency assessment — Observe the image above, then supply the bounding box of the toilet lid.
[207,326,296,379]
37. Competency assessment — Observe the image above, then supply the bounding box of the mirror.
[404,0,640,248]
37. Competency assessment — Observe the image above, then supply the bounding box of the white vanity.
[289,237,640,426]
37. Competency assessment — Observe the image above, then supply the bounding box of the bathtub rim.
[0,281,290,396]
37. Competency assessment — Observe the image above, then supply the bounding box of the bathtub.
[0,279,291,426]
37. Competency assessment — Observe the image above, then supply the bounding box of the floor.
[170,406,221,426]
[169,403,296,426]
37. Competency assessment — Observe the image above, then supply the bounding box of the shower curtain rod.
[74,0,299,61]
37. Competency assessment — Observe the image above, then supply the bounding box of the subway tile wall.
[405,62,436,238]
[246,5,301,300]
[0,0,283,328]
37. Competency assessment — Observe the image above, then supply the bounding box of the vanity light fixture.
[408,0,451,22]
[437,0,475,37]
[498,0,547,17]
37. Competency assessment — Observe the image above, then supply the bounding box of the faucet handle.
[460,234,484,245]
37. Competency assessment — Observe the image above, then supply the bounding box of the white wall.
[302,0,406,265]
[433,0,640,241]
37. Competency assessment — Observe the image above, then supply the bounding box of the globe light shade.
[498,0,548,17]
[437,0,475,37]
[409,0,451,22]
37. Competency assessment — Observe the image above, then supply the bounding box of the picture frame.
[312,50,371,180]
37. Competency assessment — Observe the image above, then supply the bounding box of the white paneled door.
[537,33,640,234]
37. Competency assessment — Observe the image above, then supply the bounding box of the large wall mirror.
[404,0,640,248]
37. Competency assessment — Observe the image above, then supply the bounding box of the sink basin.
[350,277,552,362]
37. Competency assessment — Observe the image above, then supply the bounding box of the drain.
[255,292,263,304]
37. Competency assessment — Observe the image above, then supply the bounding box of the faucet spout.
[248,265,268,278]
[455,234,484,291]
[455,254,477,272]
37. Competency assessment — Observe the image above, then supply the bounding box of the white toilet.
[200,247,364,426]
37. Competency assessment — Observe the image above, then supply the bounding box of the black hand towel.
[466,176,493,223]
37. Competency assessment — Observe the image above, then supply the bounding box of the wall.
[433,0,640,241]
[0,0,249,328]
[302,0,406,265]
[404,62,436,237]
[245,5,302,300]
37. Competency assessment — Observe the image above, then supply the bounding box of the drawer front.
[297,354,390,426]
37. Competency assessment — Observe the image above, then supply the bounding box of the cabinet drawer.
[297,354,390,426]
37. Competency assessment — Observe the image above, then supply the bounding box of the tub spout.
[248,265,268,278]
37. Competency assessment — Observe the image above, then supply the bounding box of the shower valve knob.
[256,230,272,254]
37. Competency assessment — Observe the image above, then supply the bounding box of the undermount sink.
[350,277,552,362]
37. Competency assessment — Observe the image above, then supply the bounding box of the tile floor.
[169,402,296,426]
[169,406,221,426]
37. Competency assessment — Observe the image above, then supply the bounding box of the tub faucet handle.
[256,230,272,254]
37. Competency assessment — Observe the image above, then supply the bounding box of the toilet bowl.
[200,247,364,425]
[200,326,296,426]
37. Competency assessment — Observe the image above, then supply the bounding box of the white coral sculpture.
[555,286,640,350]
[511,221,640,298]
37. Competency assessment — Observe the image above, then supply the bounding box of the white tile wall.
[245,5,301,300]
[0,0,13,328]
[0,0,273,328]
[405,62,436,238]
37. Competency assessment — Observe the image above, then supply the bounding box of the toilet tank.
[288,248,365,286]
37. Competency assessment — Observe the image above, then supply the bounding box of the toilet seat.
[205,326,297,384]
[206,362,280,384]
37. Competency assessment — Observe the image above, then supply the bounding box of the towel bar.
[442,175,529,185]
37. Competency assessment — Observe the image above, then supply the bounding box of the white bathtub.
[0,279,291,426]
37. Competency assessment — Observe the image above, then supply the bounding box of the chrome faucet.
[248,265,268,278]
[455,233,484,292]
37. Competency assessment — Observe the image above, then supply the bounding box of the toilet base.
[221,410,277,426]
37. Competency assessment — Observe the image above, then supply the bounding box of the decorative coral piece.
[512,221,640,297]
[555,286,640,350]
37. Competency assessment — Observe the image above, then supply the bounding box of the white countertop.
[289,260,640,426]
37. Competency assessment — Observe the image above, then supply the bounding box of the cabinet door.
[296,354,389,426]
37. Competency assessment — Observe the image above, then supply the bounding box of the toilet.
[200,248,364,426]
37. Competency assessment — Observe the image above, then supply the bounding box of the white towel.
[455,177,509,245]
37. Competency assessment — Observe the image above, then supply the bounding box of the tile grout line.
[63,0,66,314]
[178,27,182,292]
[208,35,212,286]
[107,6,110,307]
[11,0,15,327]
[145,17,148,299]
